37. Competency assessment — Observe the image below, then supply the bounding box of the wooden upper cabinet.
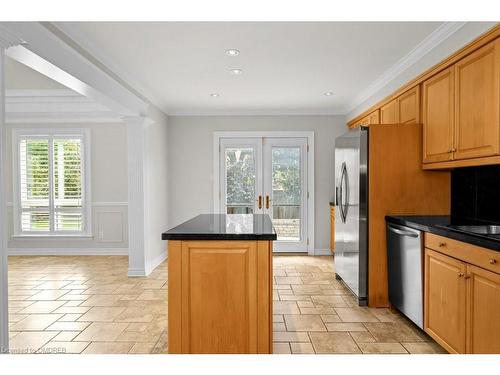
[422,67,455,163]
[398,86,420,124]
[454,39,500,160]
[466,264,500,354]
[380,99,398,124]
[424,248,467,354]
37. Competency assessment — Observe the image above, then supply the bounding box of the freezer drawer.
[386,223,424,328]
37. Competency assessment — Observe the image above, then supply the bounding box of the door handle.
[266,195,270,209]
[258,195,262,209]
[387,225,419,238]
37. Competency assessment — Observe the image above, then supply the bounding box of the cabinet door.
[180,240,259,353]
[398,86,420,124]
[329,206,335,253]
[466,264,500,354]
[380,99,399,123]
[424,248,467,353]
[454,39,500,160]
[422,67,455,163]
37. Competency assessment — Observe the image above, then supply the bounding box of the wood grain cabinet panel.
[466,264,500,354]
[454,39,500,160]
[422,67,455,163]
[398,86,420,124]
[380,99,399,124]
[368,110,380,125]
[424,248,467,354]
[169,240,272,354]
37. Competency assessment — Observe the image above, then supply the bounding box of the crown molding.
[346,22,467,115]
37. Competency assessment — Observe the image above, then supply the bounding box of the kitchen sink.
[449,225,500,235]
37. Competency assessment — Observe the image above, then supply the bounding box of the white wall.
[5,122,129,254]
[347,22,498,120]
[167,115,346,251]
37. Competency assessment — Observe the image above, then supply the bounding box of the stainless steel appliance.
[334,128,368,305]
[386,223,423,328]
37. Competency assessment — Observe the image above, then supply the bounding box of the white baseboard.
[312,249,332,256]
[145,250,168,275]
[8,247,128,256]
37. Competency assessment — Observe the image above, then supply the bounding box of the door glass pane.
[225,147,255,214]
[272,147,301,241]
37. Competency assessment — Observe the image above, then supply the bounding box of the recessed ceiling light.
[210,93,220,98]
[324,92,334,96]
[225,49,240,56]
[229,69,243,75]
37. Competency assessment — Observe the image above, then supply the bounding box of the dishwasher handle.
[387,225,419,238]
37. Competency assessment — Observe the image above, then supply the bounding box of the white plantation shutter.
[15,130,89,235]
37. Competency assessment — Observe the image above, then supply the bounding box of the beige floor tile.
[113,307,155,323]
[136,290,166,301]
[9,331,59,354]
[364,322,425,343]
[129,342,157,354]
[284,314,326,332]
[311,295,348,307]
[273,343,291,354]
[349,331,376,343]
[80,294,123,307]
[46,321,91,331]
[74,322,129,342]
[273,314,284,323]
[10,314,63,331]
[325,322,367,332]
[299,307,336,315]
[273,322,286,332]
[28,290,69,301]
[34,281,72,290]
[402,342,447,354]
[309,332,361,354]
[358,342,408,354]
[78,307,126,322]
[320,314,341,323]
[58,313,82,322]
[335,307,380,323]
[53,331,81,341]
[53,306,92,314]
[41,341,91,354]
[290,342,315,354]
[275,276,302,285]
[83,342,135,354]
[273,301,300,314]
[9,314,29,323]
[18,301,66,314]
[273,331,311,343]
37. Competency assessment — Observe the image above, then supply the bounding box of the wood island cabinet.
[424,233,500,354]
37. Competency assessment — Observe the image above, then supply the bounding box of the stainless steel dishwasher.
[386,223,423,328]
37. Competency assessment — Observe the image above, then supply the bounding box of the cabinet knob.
[458,272,465,278]
[438,242,446,247]
[490,259,497,265]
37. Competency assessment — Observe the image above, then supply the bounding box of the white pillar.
[125,116,153,277]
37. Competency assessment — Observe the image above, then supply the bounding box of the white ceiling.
[49,22,444,115]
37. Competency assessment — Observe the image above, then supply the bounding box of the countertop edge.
[386,215,500,252]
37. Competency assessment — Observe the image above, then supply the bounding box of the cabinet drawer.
[425,233,500,274]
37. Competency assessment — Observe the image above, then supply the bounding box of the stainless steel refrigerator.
[334,127,368,306]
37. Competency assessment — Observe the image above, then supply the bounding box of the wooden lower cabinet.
[168,240,273,354]
[330,206,335,253]
[466,264,500,353]
[424,249,467,353]
[424,246,500,353]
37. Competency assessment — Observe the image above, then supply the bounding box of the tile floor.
[7,255,446,354]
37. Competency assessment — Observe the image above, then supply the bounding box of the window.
[12,129,91,236]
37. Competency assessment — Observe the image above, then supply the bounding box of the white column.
[125,116,153,277]
[0,46,8,354]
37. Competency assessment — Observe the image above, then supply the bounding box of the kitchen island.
[162,214,277,354]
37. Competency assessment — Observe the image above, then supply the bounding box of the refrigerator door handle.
[339,162,348,223]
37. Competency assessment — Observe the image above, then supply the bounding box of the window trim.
[12,128,92,237]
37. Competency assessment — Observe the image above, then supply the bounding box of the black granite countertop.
[386,215,500,252]
[162,214,277,241]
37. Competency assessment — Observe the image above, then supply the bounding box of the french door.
[218,137,309,252]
